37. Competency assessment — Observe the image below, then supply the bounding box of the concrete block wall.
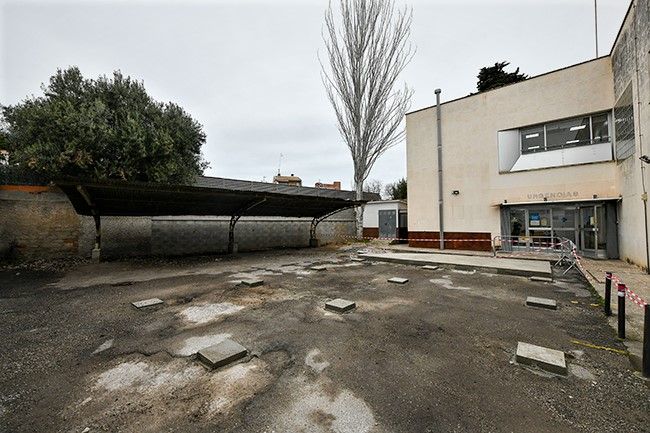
[151,209,356,256]
[0,187,81,260]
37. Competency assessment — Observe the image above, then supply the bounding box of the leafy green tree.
[385,178,407,200]
[476,61,528,93]
[1,67,208,183]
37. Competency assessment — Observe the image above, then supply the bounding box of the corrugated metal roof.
[56,176,379,218]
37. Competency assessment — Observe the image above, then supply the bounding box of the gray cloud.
[1,0,630,188]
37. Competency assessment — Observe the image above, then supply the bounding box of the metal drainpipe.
[435,88,444,250]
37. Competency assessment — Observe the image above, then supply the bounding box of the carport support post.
[309,218,320,247]
[604,272,612,316]
[617,283,626,339]
[228,215,239,254]
[92,214,101,261]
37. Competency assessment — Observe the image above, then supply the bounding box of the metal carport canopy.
[56,176,376,218]
[57,176,378,255]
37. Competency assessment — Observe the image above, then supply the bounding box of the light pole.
[594,0,599,57]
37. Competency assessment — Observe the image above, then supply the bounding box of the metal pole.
[435,88,444,250]
[604,272,612,316]
[641,196,650,274]
[642,304,650,377]
[617,283,626,339]
[594,0,599,57]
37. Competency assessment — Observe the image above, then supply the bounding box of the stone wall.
[0,186,356,260]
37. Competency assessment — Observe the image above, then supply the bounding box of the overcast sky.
[0,0,631,189]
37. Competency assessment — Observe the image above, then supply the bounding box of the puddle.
[179,303,244,325]
[430,278,471,291]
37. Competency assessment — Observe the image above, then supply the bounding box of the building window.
[614,84,635,161]
[520,126,544,153]
[520,111,610,154]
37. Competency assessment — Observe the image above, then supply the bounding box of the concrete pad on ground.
[516,342,567,375]
[131,298,164,309]
[530,276,553,282]
[241,278,264,287]
[310,266,327,271]
[388,277,409,284]
[325,298,356,313]
[359,252,551,278]
[526,296,557,310]
[197,339,248,369]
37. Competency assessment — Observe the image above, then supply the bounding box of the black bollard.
[604,272,612,316]
[617,283,626,339]
[643,304,650,377]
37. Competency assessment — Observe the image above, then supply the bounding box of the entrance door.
[579,205,606,257]
[378,210,396,239]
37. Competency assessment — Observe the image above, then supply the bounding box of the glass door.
[509,209,526,250]
[552,207,577,247]
[528,208,552,248]
[579,206,599,257]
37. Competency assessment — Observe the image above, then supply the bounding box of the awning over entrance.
[497,197,621,207]
[56,176,378,255]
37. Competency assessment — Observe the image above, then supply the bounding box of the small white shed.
[362,200,407,240]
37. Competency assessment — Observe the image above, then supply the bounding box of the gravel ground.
[0,246,648,433]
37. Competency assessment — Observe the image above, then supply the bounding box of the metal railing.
[492,235,579,274]
[492,235,568,256]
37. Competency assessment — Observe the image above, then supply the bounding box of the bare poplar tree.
[321,0,414,238]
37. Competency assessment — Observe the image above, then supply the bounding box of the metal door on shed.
[379,209,396,238]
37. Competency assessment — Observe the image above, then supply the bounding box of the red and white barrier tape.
[349,235,567,247]
[610,274,648,308]
[346,236,492,243]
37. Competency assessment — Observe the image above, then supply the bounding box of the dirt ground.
[1,245,648,433]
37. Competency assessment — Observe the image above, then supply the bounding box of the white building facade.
[406,0,649,264]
